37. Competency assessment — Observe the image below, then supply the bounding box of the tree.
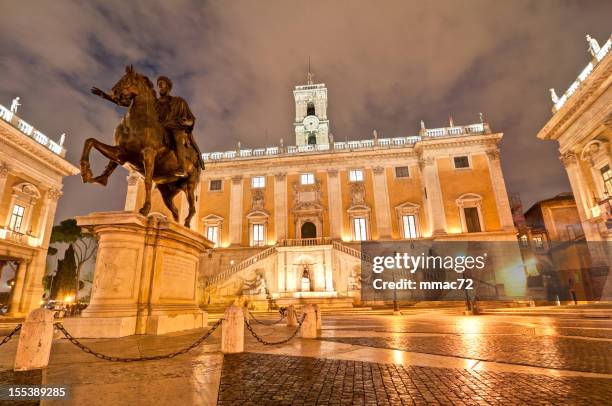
[50,219,97,302]
[47,243,81,300]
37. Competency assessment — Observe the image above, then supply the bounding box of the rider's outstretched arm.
[91,87,119,105]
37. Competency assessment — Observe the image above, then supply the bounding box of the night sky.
[1,1,611,222]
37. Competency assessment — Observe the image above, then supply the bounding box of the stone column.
[36,188,61,248]
[486,149,515,230]
[561,152,601,241]
[420,157,446,236]
[8,260,29,315]
[372,166,392,238]
[561,152,592,222]
[327,169,343,239]
[124,171,142,211]
[222,306,244,353]
[0,162,10,204]
[274,172,288,242]
[229,175,244,246]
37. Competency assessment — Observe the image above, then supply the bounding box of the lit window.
[519,235,529,247]
[600,165,612,197]
[532,235,544,249]
[349,169,364,182]
[402,215,418,239]
[209,179,222,191]
[395,166,409,178]
[251,176,265,188]
[453,156,470,169]
[300,173,315,185]
[206,226,219,246]
[252,224,265,246]
[9,204,25,232]
[353,218,367,241]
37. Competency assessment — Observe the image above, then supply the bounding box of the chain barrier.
[0,324,21,347]
[244,314,306,346]
[247,310,286,326]
[54,319,223,362]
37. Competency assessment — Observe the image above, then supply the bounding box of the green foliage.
[50,218,83,244]
[50,243,77,299]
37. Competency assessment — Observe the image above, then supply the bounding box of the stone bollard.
[14,308,55,371]
[313,304,322,330]
[300,304,317,339]
[222,306,244,353]
[286,305,297,327]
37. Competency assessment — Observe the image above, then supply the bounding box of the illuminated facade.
[126,77,522,307]
[537,34,612,242]
[0,101,79,316]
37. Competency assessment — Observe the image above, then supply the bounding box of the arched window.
[306,102,315,116]
[308,134,317,145]
[301,222,317,238]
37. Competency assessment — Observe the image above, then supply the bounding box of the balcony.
[0,227,39,247]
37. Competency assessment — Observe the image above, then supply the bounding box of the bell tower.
[293,67,330,146]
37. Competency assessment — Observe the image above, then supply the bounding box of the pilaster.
[229,175,244,245]
[124,171,143,211]
[420,157,446,236]
[327,169,343,238]
[485,149,515,230]
[371,166,392,238]
[274,172,288,241]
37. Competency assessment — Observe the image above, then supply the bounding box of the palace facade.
[126,77,524,308]
[0,101,78,316]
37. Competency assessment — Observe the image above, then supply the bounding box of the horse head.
[111,65,155,107]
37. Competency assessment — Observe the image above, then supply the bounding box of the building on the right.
[537,34,612,301]
[537,33,612,242]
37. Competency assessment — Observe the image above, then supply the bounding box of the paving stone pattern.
[319,335,612,374]
[217,352,612,405]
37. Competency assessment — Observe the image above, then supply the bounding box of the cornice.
[0,121,79,177]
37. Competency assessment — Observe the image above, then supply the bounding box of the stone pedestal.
[14,309,55,371]
[286,305,297,327]
[301,304,317,339]
[222,306,244,353]
[63,211,212,338]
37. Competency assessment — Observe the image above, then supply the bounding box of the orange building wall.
[199,178,231,246]
[385,165,425,238]
[437,154,501,232]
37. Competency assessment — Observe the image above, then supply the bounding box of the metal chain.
[244,314,306,346]
[247,311,286,326]
[54,318,223,362]
[0,324,22,347]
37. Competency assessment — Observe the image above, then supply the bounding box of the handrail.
[206,245,277,286]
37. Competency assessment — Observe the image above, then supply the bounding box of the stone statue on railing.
[549,88,560,104]
[10,97,20,114]
[586,34,601,57]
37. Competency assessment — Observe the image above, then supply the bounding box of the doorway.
[301,222,317,239]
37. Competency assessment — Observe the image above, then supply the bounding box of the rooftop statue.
[586,34,601,57]
[81,65,204,227]
[10,97,20,114]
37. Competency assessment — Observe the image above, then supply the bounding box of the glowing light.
[63,295,74,303]
[591,205,601,217]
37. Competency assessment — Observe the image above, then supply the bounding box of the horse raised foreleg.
[139,148,156,216]
[80,138,122,183]
[91,161,118,186]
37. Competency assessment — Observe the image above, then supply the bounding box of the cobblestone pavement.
[0,369,41,405]
[217,352,612,405]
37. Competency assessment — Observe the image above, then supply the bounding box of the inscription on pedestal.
[160,255,196,300]
[93,247,138,299]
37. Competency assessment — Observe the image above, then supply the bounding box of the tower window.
[308,134,317,145]
[306,102,315,116]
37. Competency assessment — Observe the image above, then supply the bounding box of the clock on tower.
[293,73,330,146]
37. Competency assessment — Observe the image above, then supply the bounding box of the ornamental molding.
[127,172,143,186]
[46,187,62,202]
[538,60,612,141]
[349,182,366,206]
[372,166,385,174]
[327,169,338,177]
[274,172,286,181]
[560,151,578,167]
[580,139,609,165]
[0,123,78,176]
[12,182,41,200]
[231,175,243,185]
[251,188,266,212]
[486,149,500,161]
[0,162,10,178]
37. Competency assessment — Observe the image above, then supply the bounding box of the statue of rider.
[155,76,204,176]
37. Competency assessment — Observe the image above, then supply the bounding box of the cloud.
[0,0,610,220]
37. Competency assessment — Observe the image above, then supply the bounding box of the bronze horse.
[80,66,201,227]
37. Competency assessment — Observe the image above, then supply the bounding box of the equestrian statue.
[81,65,204,227]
